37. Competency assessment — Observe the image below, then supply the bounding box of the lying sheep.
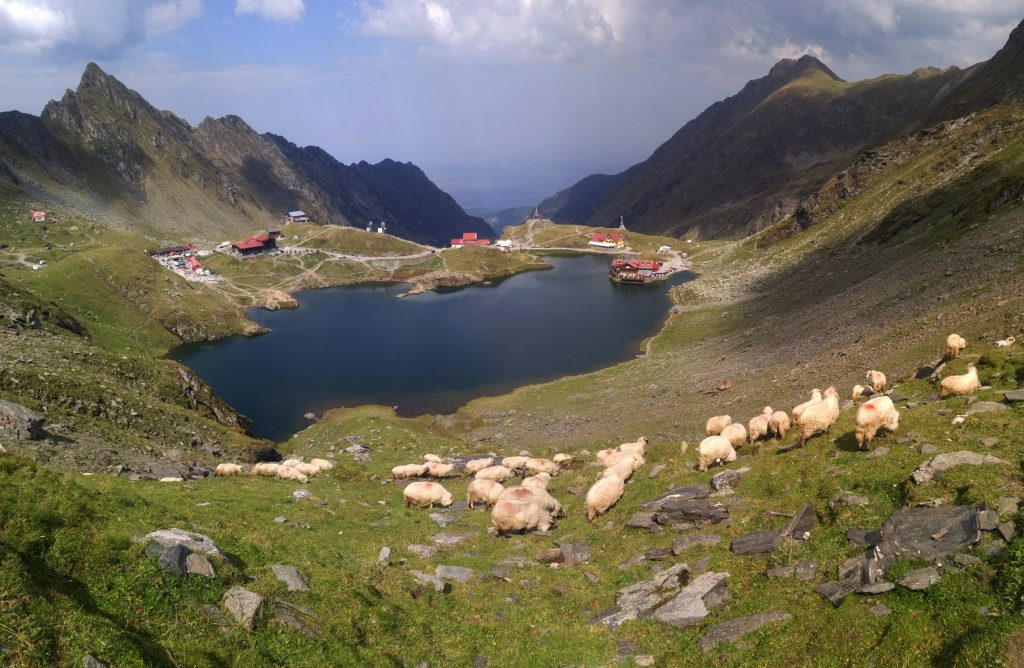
[796,386,840,447]
[276,466,309,483]
[465,457,495,474]
[295,462,320,477]
[748,406,773,443]
[525,458,560,475]
[252,462,281,476]
[720,423,747,448]
[522,472,551,489]
[552,453,573,465]
[159,477,184,482]
[865,370,887,394]
[499,486,564,518]
[423,454,443,463]
[310,458,334,471]
[601,458,637,482]
[214,463,243,477]
[603,449,644,470]
[939,363,980,399]
[392,463,428,479]
[996,336,1016,349]
[491,498,552,535]
[501,456,530,470]
[697,435,737,472]
[467,479,504,509]
[854,396,900,450]
[791,389,823,421]
[769,410,791,439]
[403,481,454,508]
[585,475,625,521]
[705,415,732,436]
[475,465,514,482]
[282,459,302,468]
[946,333,967,359]
[595,449,617,465]
[618,436,648,457]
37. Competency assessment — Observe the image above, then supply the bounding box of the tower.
[618,215,626,231]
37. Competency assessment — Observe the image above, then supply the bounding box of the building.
[231,234,276,256]
[588,232,624,249]
[267,227,283,239]
[30,211,47,223]
[149,244,194,258]
[284,210,309,223]
[186,256,203,272]
[609,257,664,284]
[450,232,491,248]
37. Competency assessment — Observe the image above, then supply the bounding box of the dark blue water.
[173,255,693,441]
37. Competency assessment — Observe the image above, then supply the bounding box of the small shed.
[284,211,309,223]
[30,211,47,223]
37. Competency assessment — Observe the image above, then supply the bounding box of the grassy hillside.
[279,223,430,255]
[502,219,682,258]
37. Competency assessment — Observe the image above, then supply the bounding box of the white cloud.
[235,0,304,23]
[0,0,74,54]
[145,0,202,37]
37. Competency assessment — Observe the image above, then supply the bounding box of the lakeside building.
[450,232,490,248]
[589,232,624,249]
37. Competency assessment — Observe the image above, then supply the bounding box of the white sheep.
[854,396,900,450]
[491,498,552,535]
[791,389,823,421]
[310,458,334,471]
[618,436,648,457]
[501,456,530,470]
[769,410,791,439]
[281,459,302,468]
[467,479,504,509]
[996,336,1016,349]
[522,472,551,489]
[603,450,645,470]
[294,462,320,477]
[946,333,967,359]
[525,458,560,475]
[425,461,455,478]
[423,454,443,463]
[939,363,980,399]
[403,481,454,508]
[552,453,573,465]
[705,415,733,436]
[499,486,564,518]
[697,435,736,472]
[748,406,773,443]
[865,370,887,394]
[594,449,617,465]
[585,475,625,521]
[601,458,637,481]
[276,466,308,483]
[796,386,840,446]
[392,463,428,479]
[720,423,747,448]
[214,463,243,477]
[159,477,184,482]
[475,465,514,482]
[465,457,495,474]
[252,463,281,477]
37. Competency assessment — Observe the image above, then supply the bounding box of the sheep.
[282,459,302,468]
[525,458,560,475]
[585,475,625,521]
[939,363,980,399]
[276,466,309,483]
[769,410,791,439]
[595,449,617,465]
[214,463,244,477]
[796,386,840,446]
[552,453,573,465]
[522,472,551,489]
[618,436,648,457]
[465,457,495,475]
[252,462,281,476]
[791,389,823,421]
[475,465,514,482]
[601,458,637,481]
[310,458,334,471]
[499,486,564,518]
[996,336,1016,349]
[423,454,443,463]
[850,384,865,401]
[865,370,887,394]
[425,461,455,478]
[697,435,736,472]
[392,463,428,479]
[854,396,900,450]
[945,333,967,359]
[501,456,530,470]
[705,415,732,436]
[720,423,747,449]
[491,498,552,535]
[467,479,504,509]
[294,462,320,477]
[159,477,184,482]
[603,450,645,470]
[748,406,773,443]
[403,481,454,508]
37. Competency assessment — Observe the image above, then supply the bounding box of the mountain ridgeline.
[540,20,1024,239]
[0,63,490,246]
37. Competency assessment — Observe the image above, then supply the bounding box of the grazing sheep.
[595,449,617,465]
[522,472,551,489]
[310,458,334,471]
[585,475,625,521]
[939,363,980,399]
[850,384,865,401]
[276,466,309,483]
[282,459,302,468]
[720,423,747,449]
[294,462,320,477]
[796,387,840,447]
[705,415,732,436]
[425,461,455,478]
[697,435,737,472]
[791,389,823,421]
[403,481,454,508]
[501,456,530,470]
[865,370,887,394]
[159,477,184,482]
[499,486,564,518]
[475,465,514,482]
[392,463,428,479]
[603,450,645,470]
[214,463,244,477]
[465,457,495,475]
[423,454,443,464]
[945,333,967,359]
[748,406,773,443]
[252,463,281,477]
[996,336,1016,349]
[769,410,791,439]
[854,396,900,450]
[601,458,637,482]
[553,453,573,465]
[618,436,648,457]
[525,458,560,475]
[491,498,552,535]
[467,479,504,509]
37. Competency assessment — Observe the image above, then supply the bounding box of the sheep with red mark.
[475,465,514,482]
[854,396,900,450]
[491,498,552,535]
[467,479,504,509]
[403,481,454,508]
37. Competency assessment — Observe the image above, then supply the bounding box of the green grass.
[279,223,429,255]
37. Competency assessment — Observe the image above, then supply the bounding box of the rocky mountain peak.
[767,54,842,84]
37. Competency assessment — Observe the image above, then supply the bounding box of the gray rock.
[144,542,164,559]
[1004,390,1024,402]
[139,528,225,559]
[627,512,658,530]
[998,522,1016,542]
[847,528,882,547]
[642,484,710,509]
[378,546,391,565]
[432,532,476,546]
[911,451,1009,484]
[595,564,690,628]
[0,399,45,440]
[877,506,981,562]
[436,565,474,583]
[221,587,263,630]
[651,572,730,629]
[472,656,488,668]
[869,604,892,617]
[979,510,1000,531]
[710,470,742,491]
[201,602,233,631]
[583,570,599,583]
[559,542,592,566]
[648,464,666,478]
[292,489,312,501]
[186,553,216,578]
[795,559,818,581]
[158,544,191,575]
[82,655,106,668]
[618,554,649,571]
[672,534,722,555]
[634,656,655,667]
[831,493,870,509]
[410,570,449,592]
[920,444,939,455]
[271,564,310,592]
[429,512,455,528]
[273,599,325,638]
[780,502,816,539]
[966,402,1009,416]
[731,531,779,555]
[954,553,981,565]
[273,516,287,523]
[979,437,1000,447]
[343,444,371,461]
[654,498,729,528]
[408,544,439,559]
[814,577,860,607]
[766,565,794,578]
[996,497,1020,515]
[698,610,793,653]
[858,582,895,594]
[899,566,940,590]
[864,447,889,458]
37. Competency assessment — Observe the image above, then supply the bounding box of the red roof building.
[451,232,490,247]
[30,211,47,222]
[186,257,202,271]
[231,234,277,255]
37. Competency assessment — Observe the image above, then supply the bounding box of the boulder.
[869,604,892,617]
[998,522,1016,542]
[858,581,895,594]
[898,566,940,590]
[432,532,476,546]
[82,656,107,668]
[979,510,1000,531]
[436,565,474,583]
[157,544,191,575]
[0,399,45,440]
[410,570,449,593]
[698,611,792,653]
[814,576,860,607]
[627,512,658,531]
[1004,390,1024,402]
[185,553,216,578]
[965,402,1009,416]
[794,559,818,581]
[710,470,742,491]
[979,437,1000,448]
[830,493,869,510]
[408,544,439,559]
[672,534,722,555]
[343,444,371,461]
[378,546,392,565]
[995,498,1020,515]
[274,599,325,638]
[559,542,592,566]
[911,451,1009,484]
[780,502,816,539]
[653,498,729,528]
[651,572,730,628]
[140,528,225,559]
[222,587,263,630]
[876,506,980,562]
[731,531,780,555]
[846,529,881,547]
[642,484,710,509]
[271,564,310,592]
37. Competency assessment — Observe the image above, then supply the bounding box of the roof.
[463,232,478,241]
[233,239,265,250]
[610,232,622,243]
[187,257,202,269]
[287,210,307,217]
[252,234,271,242]
[31,210,46,216]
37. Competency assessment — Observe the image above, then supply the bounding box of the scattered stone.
[271,565,310,592]
[583,570,599,583]
[273,515,287,523]
[865,447,889,459]
[766,564,794,578]
[520,579,539,590]
[847,529,882,547]
[710,469,742,491]
[436,565,474,583]
[780,502,816,539]
[996,497,1020,515]
[539,549,565,564]
[795,559,818,581]
[593,563,692,628]
[651,572,730,629]
[410,570,449,593]
[642,484,710,509]
[653,498,729,528]
[954,553,981,565]
[139,528,225,559]
[144,543,163,559]
[858,582,895,594]
[1004,390,1024,402]
[698,611,793,653]
[649,464,666,478]
[429,513,455,528]
[432,532,476,546]
[343,444,371,461]
[618,554,650,571]
[408,544,439,559]
[627,512,658,531]
[82,655,106,668]
[201,603,233,631]
[303,412,317,421]
[472,656,488,668]
[274,599,325,638]
[0,399,45,440]
[878,506,980,562]
[814,576,860,607]
[979,510,1000,531]
[186,553,216,578]
[292,489,312,501]
[869,604,892,617]
[979,438,1000,448]
[978,606,993,617]
[634,655,655,667]
[831,493,870,510]
[920,444,938,455]
[966,402,1009,416]
[911,451,1009,484]
[378,546,391,565]
[731,531,780,555]
[691,556,711,574]
[221,587,263,630]
[196,502,211,507]
[998,522,1016,542]
[559,542,592,565]
[899,567,940,590]
[157,544,191,575]
[672,534,722,555]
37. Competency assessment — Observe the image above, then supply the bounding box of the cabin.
[149,244,194,259]
[231,234,276,256]
[450,232,491,248]
[284,210,309,223]
[610,257,663,283]
[267,227,283,239]
[30,211,47,223]
[589,232,624,249]
[186,256,203,272]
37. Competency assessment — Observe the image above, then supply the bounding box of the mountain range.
[0,63,491,246]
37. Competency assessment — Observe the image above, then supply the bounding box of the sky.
[1,1,1023,210]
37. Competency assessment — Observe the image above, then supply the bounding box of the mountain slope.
[0,63,490,246]
[540,55,966,239]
